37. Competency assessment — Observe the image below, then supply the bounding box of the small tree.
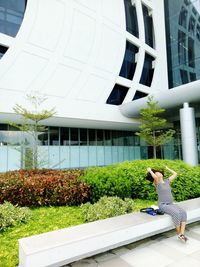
[10,92,56,169]
[136,96,175,159]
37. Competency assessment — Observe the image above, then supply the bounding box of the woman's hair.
[146,169,164,183]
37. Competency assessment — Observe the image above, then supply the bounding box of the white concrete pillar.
[179,103,198,166]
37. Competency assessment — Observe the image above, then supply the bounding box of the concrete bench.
[18,197,200,267]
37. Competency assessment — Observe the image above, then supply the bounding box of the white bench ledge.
[18,197,200,267]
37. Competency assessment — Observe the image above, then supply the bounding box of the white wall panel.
[95,25,124,72]
[77,74,108,102]
[101,0,124,27]
[42,64,81,97]
[64,10,96,63]
[0,52,47,91]
[75,0,98,11]
[28,0,65,51]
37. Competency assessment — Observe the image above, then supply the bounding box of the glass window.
[97,130,104,146]
[179,6,188,28]
[188,16,195,36]
[197,24,200,41]
[188,37,195,68]
[124,0,139,37]
[132,91,148,100]
[0,45,8,59]
[139,53,155,87]
[180,69,188,84]
[0,0,27,37]
[178,30,187,65]
[106,84,129,105]
[119,41,138,80]
[49,127,59,146]
[38,127,48,146]
[104,130,112,146]
[80,128,88,146]
[88,129,96,146]
[60,127,69,146]
[190,72,196,82]
[142,4,155,48]
[70,128,79,146]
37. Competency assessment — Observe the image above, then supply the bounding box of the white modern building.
[0,0,200,171]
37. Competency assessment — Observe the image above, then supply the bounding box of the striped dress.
[156,179,187,226]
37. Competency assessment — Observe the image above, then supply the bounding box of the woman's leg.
[180,221,186,235]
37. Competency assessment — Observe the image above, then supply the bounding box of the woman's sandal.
[178,234,188,242]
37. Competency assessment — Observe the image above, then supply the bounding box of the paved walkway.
[63,221,200,267]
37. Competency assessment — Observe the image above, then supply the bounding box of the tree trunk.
[153,131,157,159]
[153,145,157,159]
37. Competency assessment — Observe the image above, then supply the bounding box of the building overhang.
[119,80,200,118]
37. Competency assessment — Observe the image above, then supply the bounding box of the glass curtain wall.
[0,0,27,37]
[0,124,144,171]
[164,0,200,88]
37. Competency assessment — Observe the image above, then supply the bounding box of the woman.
[147,166,188,242]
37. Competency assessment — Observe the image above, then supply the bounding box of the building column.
[179,102,198,166]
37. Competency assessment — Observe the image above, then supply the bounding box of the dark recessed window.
[80,128,88,146]
[139,53,155,87]
[0,45,8,59]
[189,72,196,82]
[180,69,188,84]
[124,0,139,37]
[188,16,195,36]
[106,84,129,105]
[188,37,195,68]
[71,128,79,146]
[60,127,69,145]
[132,91,148,101]
[196,25,200,41]
[178,6,188,28]
[142,5,155,48]
[192,7,197,16]
[119,41,138,80]
[49,127,59,146]
[0,0,27,37]
[178,30,187,64]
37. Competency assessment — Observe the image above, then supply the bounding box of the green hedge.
[81,159,200,203]
[0,169,90,207]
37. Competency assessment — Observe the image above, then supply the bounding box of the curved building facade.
[0,0,199,170]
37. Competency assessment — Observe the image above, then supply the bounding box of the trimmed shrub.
[0,169,90,207]
[81,159,200,203]
[0,201,31,231]
[82,196,135,222]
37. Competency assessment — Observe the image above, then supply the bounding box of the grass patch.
[0,199,155,267]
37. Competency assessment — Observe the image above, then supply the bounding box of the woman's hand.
[147,167,151,172]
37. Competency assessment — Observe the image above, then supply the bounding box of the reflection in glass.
[71,128,79,146]
[80,128,88,146]
[179,6,188,28]
[142,4,154,48]
[0,45,8,59]
[132,91,148,101]
[180,69,188,84]
[119,41,138,80]
[0,0,27,37]
[60,127,69,145]
[188,37,195,67]
[88,129,96,146]
[49,127,59,146]
[104,130,112,146]
[139,53,155,87]
[97,130,104,146]
[124,0,139,37]
[178,30,187,64]
[106,84,129,105]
